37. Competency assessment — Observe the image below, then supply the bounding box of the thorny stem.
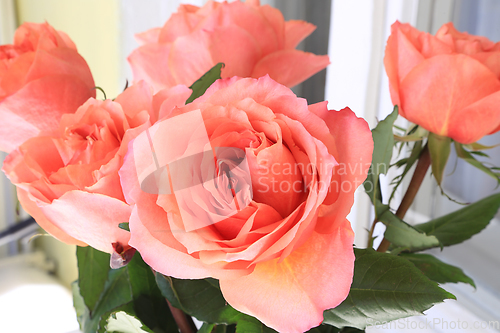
[167,299,197,333]
[376,144,431,252]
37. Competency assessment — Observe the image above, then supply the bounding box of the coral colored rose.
[0,22,96,152]
[128,0,329,92]
[385,21,500,144]
[119,76,373,332]
[2,81,191,256]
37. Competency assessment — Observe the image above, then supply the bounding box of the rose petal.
[16,188,87,246]
[220,223,354,333]
[210,26,261,78]
[223,1,278,56]
[400,54,500,142]
[128,43,178,92]
[40,191,132,253]
[284,20,315,49]
[0,75,94,152]
[168,30,214,86]
[135,27,161,45]
[310,107,373,234]
[26,48,94,92]
[252,50,329,88]
[114,81,153,125]
[448,90,500,144]
[128,194,252,280]
[258,5,285,49]
[471,52,500,79]
[0,53,36,96]
[158,11,194,43]
[384,21,425,113]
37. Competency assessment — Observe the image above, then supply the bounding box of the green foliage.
[155,274,277,332]
[323,249,455,330]
[77,246,111,312]
[375,202,440,251]
[400,253,475,288]
[415,192,500,247]
[389,140,424,203]
[74,247,177,333]
[187,63,224,103]
[454,142,500,185]
[427,133,451,186]
[118,222,130,231]
[364,107,398,209]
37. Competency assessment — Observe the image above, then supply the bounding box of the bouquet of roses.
[1,1,499,332]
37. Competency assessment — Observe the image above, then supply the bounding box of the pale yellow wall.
[16,0,122,98]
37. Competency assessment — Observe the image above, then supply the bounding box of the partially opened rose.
[128,0,329,92]
[0,22,95,152]
[385,21,500,144]
[2,81,191,258]
[119,76,373,332]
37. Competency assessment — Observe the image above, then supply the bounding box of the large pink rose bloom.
[385,21,500,144]
[2,82,190,255]
[119,76,373,332]
[128,0,329,92]
[0,22,95,152]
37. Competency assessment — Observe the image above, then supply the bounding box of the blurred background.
[0,0,499,332]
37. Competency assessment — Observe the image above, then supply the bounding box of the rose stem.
[377,144,431,252]
[167,299,197,333]
[366,217,378,248]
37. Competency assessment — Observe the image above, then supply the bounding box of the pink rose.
[128,0,329,92]
[2,81,191,257]
[0,22,96,152]
[119,76,373,332]
[385,21,500,144]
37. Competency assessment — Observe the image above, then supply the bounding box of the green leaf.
[77,246,111,312]
[427,133,451,186]
[376,202,440,251]
[119,222,130,231]
[415,192,500,247]
[393,124,428,142]
[323,248,455,330]
[400,253,475,288]
[76,248,178,333]
[235,316,277,333]
[389,140,424,203]
[156,274,276,331]
[454,142,500,184]
[338,328,365,333]
[187,63,224,103]
[75,265,133,333]
[155,275,238,323]
[93,268,134,331]
[127,253,178,332]
[463,142,500,151]
[306,324,341,332]
[198,323,216,333]
[364,107,399,206]
[72,281,92,331]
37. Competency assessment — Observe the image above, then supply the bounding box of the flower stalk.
[377,144,431,252]
[167,300,197,333]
